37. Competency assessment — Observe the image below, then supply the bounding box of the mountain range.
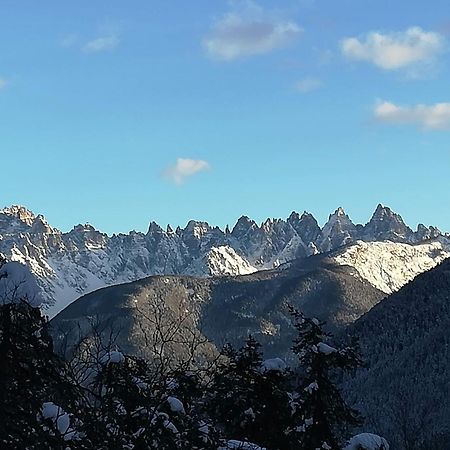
[49,239,450,449]
[0,204,449,316]
[3,203,450,448]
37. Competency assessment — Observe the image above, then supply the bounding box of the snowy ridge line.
[333,240,450,294]
[0,204,449,316]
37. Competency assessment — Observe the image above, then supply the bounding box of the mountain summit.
[363,204,414,242]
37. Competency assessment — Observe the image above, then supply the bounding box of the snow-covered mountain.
[333,239,450,294]
[0,204,448,316]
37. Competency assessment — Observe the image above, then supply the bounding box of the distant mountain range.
[1,204,449,316]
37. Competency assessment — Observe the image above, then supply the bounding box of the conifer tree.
[0,300,78,448]
[206,336,294,449]
[289,307,363,450]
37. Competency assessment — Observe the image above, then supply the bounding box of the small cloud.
[0,78,8,89]
[341,27,445,72]
[60,34,79,48]
[294,77,323,93]
[374,100,450,130]
[203,1,302,61]
[163,158,211,185]
[83,35,120,53]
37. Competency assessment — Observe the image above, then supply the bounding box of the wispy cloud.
[0,78,8,89]
[341,27,445,72]
[83,35,120,53]
[60,34,79,48]
[203,1,302,61]
[294,77,323,93]
[163,158,211,185]
[374,100,450,130]
[61,23,121,54]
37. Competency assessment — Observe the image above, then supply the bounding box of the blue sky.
[1,0,449,234]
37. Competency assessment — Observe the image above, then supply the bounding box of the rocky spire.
[316,207,358,252]
[364,204,413,243]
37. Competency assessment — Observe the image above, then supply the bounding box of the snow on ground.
[260,358,287,373]
[344,433,389,450]
[334,240,450,294]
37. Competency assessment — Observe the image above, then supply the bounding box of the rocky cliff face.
[0,204,448,316]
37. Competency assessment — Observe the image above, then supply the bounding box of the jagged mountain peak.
[287,211,320,246]
[334,206,347,217]
[416,223,441,240]
[183,220,212,238]
[66,223,107,249]
[300,210,315,220]
[147,221,164,234]
[317,207,357,252]
[29,215,55,235]
[364,203,413,242]
[72,223,98,232]
[288,210,319,225]
[370,203,401,220]
[1,205,37,226]
[231,215,258,237]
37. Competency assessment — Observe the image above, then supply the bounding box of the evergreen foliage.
[0,291,378,450]
[289,307,363,450]
[205,336,294,449]
[0,300,77,448]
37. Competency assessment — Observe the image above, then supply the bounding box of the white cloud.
[203,1,302,61]
[164,158,211,185]
[0,78,8,89]
[374,100,450,130]
[294,77,323,93]
[83,35,120,53]
[341,27,445,71]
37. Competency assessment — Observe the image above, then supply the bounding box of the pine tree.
[206,336,294,449]
[0,300,78,449]
[289,307,363,450]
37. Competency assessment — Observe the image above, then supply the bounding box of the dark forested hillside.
[50,256,384,361]
[344,258,450,449]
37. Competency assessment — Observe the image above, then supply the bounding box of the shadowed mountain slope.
[51,254,384,361]
[343,258,450,449]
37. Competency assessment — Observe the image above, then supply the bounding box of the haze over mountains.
[1,204,449,316]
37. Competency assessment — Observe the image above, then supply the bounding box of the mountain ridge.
[1,204,449,316]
